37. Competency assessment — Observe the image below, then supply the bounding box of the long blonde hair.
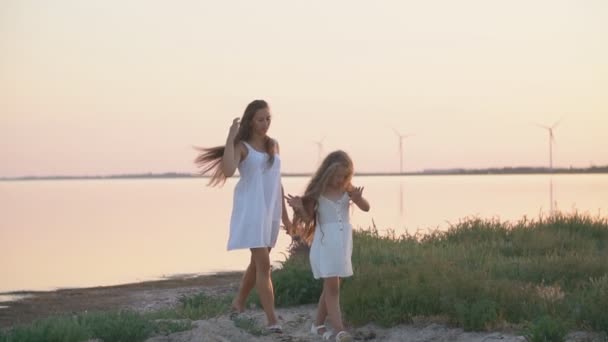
[194,100,275,186]
[292,150,354,244]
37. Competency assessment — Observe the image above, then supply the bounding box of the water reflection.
[0,294,30,308]
[393,175,562,226]
[399,182,404,216]
[0,294,28,302]
[549,176,555,213]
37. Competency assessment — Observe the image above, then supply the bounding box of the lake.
[1,174,606,293]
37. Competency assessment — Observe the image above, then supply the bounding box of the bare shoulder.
[268,137,280,154]
[235,141,248,159]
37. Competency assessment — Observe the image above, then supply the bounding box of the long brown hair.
[292,150,354,244]
[194,100,276,186]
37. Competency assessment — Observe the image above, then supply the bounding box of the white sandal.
[335,330,353,342]
[265,324,283,334]
[311,323,327,336]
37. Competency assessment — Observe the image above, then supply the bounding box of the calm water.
[1,175,606,293]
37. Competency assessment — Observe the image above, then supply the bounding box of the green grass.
[0,293,230,342]
[271,212,608,338]
[0,311,161,342]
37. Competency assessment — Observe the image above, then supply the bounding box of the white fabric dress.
[227,141,282,251]
[309,192,353,279]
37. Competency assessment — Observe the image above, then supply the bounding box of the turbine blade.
[552,118,564,129]
[534,122,550,130]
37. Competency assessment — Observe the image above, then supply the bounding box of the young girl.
[286,150,370,342]
[194,99,291,333]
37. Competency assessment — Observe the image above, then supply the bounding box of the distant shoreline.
[1,166,608,181]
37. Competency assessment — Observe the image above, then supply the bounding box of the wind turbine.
[535,120,561,172]
[314,136,325,166]
[392,129,414,174]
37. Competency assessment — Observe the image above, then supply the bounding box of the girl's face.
[251,107,271,136]
[329,166,350,190]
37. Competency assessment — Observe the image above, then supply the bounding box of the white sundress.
[309,192,354,279]
[227,141,282,251]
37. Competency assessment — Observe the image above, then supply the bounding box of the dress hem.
[313,273,353,280]
[227,244,276,251]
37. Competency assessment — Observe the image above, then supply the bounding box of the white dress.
[227,141,282,251]
[309,192,353,279]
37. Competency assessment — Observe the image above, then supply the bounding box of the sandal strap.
[266,324,282,333]
[322,331,333,340]
[311,324,326,334]
[335,331,352,341]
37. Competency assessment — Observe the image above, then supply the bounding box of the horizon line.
[2,165,608,181]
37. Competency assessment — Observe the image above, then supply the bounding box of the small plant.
[232,316,267,336]
[175,293,231,319]
[272,254,322,307]
[525,315,568,342]
[574,275,608,333]
[454,298,498,331]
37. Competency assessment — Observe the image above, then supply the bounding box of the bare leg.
[323,277,345,332]
[315,288,328,326]
[311,287,328,335]
[251,247,278,326]
[232,253,256,312]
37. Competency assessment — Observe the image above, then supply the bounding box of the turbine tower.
[392,129,414,174]
[535,120,561,171]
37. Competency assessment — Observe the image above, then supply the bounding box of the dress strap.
[241,141,253,150]
[241,141,265,154]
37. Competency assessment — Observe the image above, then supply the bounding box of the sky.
[1,0,607,177]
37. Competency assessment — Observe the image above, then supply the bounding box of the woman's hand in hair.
[227,117,240,141]
[221,118,243,177]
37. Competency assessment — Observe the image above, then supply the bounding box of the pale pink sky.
[1,0,607,177]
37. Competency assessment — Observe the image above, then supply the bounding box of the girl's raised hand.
[348,186,364,201]
[285,194,304,210]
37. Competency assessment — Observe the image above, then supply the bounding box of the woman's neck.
[248,134,266,144]
[246,134,267,149]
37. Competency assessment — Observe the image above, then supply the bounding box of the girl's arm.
[353,196,370,212]
[276,141,292,231]
[221,118,243,177]
[349,186,370,212]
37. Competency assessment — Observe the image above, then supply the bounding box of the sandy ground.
[0,273,241,328]
[143,307,604,342]
[1,273,604,341]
